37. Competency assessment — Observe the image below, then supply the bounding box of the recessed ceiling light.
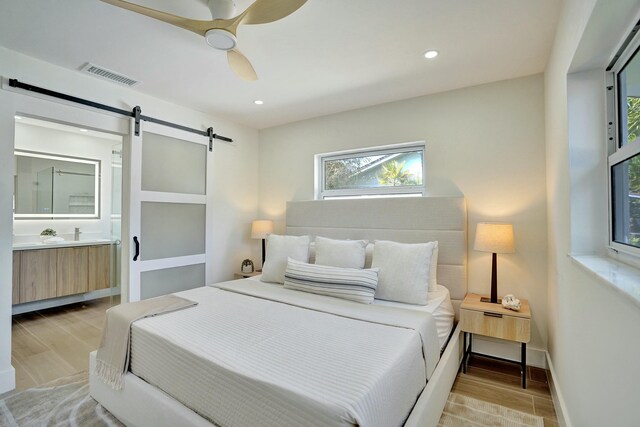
[79,128,88,132]
[424,50,439,59]
[254,100,264,105]
[14,115,23,120]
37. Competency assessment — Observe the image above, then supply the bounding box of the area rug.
[0,372,123,426]
[439,392,544,427]
[1,374,544,427]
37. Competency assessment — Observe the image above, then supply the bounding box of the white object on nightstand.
[501,294,521,311]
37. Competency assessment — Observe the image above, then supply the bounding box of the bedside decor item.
[501,294,521,311]
[474,222,515,304]
[241,259,254,274]
[251,220,274,266]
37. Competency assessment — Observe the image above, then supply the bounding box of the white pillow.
[371,240,437,305]
[261,234,310,284]
[308,242,317,264]
[283,258,379,304]
[314,236,368,269]
[364,243,374,268]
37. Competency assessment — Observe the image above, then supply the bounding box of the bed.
[90,196,467,427]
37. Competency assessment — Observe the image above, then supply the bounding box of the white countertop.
[13,238,112,250]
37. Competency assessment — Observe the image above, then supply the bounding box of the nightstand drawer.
[460,308,530,343]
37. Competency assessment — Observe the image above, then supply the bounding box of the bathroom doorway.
[11,116,124,390]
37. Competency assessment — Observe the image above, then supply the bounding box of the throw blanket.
[95,295,197,390]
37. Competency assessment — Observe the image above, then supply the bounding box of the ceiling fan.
[100,0,308,81]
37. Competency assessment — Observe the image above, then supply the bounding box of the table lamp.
[251,219,273,268]
[474,222,515,304]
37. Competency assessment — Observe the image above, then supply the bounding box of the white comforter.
[129,280,440,427]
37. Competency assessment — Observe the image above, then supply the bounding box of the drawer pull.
[484,312,503,318]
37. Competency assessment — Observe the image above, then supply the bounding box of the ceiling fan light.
[205,29,237,51]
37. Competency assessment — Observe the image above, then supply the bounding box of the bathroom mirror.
[14,151,101,219]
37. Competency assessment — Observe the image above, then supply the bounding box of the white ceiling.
[0,0,561,129]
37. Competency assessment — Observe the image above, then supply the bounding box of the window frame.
[607,32,640,257]
[314,141,427,200]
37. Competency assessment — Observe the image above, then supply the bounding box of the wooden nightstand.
[460,293,531,388]
[234,271,262,280]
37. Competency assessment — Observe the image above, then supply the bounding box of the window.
[609,33,640,253]
[315,142,426,199]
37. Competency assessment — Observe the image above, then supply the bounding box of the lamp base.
[480,297,502,304]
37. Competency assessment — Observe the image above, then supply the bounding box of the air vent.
[81,63,140,87]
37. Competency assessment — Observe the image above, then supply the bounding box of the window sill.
[569,254,640,309]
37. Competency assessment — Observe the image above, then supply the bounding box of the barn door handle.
[133,236,140,261]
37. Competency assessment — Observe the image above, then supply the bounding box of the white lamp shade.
[251,220,274,239]
[474,223,515,254]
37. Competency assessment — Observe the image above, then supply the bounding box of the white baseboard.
[0,365,16,395]
[469,336,546,368]
[545,351,572,427]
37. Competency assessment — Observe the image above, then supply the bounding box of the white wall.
[545,0,640,425]
[0,47,260,393]
[258,75,549,359]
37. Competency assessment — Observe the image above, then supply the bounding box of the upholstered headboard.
[285,196,467,317]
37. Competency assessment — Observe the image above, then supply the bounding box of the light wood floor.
[10,303,558,426]
[11,297,114,391]
[453,353,559,426]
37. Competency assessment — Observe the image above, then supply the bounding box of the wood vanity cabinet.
[88,244,111,291]
[56,246,89,297]
[19,248,58,303]
[14,243,111,304]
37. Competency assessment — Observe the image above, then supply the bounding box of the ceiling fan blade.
[100,0,212,36]
[227,50,258,81]
[240,0,308,25]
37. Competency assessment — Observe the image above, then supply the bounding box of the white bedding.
[249,274,454,348]
[129,280,440,427]
[374,284,454,348]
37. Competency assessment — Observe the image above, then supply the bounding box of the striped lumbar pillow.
[283,258,379,304]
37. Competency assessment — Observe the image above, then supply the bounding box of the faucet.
[74,227,81,241]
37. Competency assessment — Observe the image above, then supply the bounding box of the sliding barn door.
[127,120,209,301]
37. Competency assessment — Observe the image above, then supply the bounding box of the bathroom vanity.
[11,121,123,315]
[12,239,113,311]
